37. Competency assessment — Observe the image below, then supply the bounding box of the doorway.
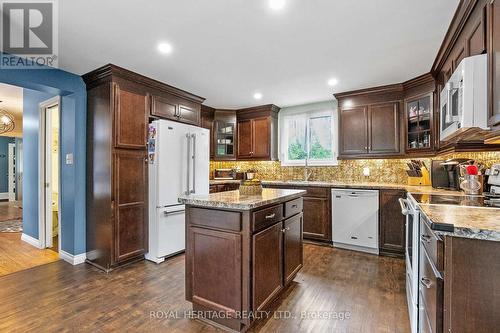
[39,97,61,253]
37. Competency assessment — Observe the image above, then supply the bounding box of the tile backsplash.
[210,152,500,184]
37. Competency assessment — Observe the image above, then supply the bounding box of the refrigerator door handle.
[185,133,191,195]
[190,133,196,194]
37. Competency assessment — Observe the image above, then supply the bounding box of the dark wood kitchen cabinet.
[283,213,303,284]
[185,196,303,332]
[379,189,406,257]
[213,110,237,160]
[84,64,205,271]
[263,184,331,243]
[114,149,148,262]
[252,222,283,311]
[236,104,279,160]
[368,102,400,154]
[339,102,401,158]
[339,106,368,155]
[336,86,403,159]
[151,93,201,126]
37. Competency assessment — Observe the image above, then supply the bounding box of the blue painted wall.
[0,136,15,193]
[1,53,87,255]
[22,89,53,238]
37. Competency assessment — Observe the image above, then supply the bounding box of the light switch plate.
[65,153,73,165]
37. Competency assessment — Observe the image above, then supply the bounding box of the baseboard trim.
[59,250,86,265]
[21,233,43,249]
[0,192,9,200]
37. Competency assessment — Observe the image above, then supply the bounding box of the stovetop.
[410,193,500,208]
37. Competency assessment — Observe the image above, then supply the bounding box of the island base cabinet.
[185,197,304,332]
[252,223,283,312]
[284,213,303,284]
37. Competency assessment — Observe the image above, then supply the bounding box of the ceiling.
[0,83,23,138]
[59,0,459,109]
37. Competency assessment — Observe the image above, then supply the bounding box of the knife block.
[407,168,431,186]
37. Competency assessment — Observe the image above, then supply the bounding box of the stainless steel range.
[400,191,494,333]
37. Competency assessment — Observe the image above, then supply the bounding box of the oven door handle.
[399,198,409,216]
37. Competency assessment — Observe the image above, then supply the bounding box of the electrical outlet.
[363,167,370,177]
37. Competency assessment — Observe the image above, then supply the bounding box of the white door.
[7,143,15,201]
[39,96,60,250]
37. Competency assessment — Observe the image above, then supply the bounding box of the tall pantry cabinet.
[84,64,205,271]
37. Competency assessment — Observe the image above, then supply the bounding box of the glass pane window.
[309,115,333,160]
[285,115,307,161]
[281,110,337,166]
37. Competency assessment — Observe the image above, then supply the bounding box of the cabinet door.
[369,102,400,154]
[151,94,177,121]
[113,84,148,149]
[114,149,148,262]
[188,226,242,316]
[178,102,200,126]
[466,8,486,57]
[340,107,368,155]
[302,196,330,242]
[379,190,405,257]
[488,0,500,127]
[284,213,303,285]
[252,117,270,158]
[237,119,253,158]
[253,223,283,311]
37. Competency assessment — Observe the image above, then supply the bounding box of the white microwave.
[439,54,488,141]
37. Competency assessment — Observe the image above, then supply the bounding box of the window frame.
[279,105,338,167]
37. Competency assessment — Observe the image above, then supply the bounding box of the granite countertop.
[261,180,459,195]
[209,179,243,185]
[419,204,500,241]
[178,188,306,210]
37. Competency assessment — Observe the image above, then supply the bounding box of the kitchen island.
[178,188,306,332]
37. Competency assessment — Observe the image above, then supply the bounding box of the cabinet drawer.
[420,218,443,271]
[253,204,283,232]
[190,208,241,232]
[419,246,443,333]
[284,198,303,218]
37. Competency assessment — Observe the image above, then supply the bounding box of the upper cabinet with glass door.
[405,93,434,153]
[213,110,237,160]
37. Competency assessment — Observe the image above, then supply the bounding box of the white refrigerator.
[146,119,209,263]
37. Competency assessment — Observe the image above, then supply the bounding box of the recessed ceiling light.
[253,92,263,100]
[269,0,286,11]
[328,78,339,86]
[158,42,173,55]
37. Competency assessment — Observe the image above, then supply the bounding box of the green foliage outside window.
[288,141,307,160]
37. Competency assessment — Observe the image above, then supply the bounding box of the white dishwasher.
[331,189,379,255]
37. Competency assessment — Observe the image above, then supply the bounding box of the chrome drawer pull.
[421,235,432,243]
[420,277,432,289]
[265,213,276,219]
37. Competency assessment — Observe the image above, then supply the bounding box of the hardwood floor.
[0,244,409,333]
[0,201,22,222]
[0,233,60,277]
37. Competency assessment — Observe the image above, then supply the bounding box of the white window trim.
[279,101,339,167]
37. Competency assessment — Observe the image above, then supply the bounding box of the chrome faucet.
[304,158,313,181]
